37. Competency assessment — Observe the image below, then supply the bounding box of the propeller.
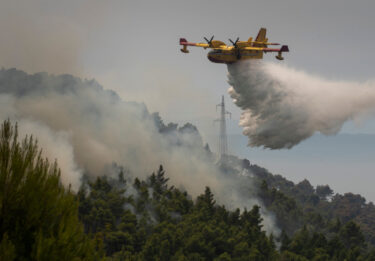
[229,37,240,47]
[204,36,214,45]
[229,37,241,59]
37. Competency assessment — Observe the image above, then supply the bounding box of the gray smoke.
[0,69,212,195]
[0,68,278,234]
[228,60,375,149]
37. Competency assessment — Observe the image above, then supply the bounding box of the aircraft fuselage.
[207,49,263,64]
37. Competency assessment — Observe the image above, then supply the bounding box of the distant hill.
[244,161,375,245]
[229,132,375,202]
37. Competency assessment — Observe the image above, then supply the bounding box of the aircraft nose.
[207,52,220,63]
[207,52,215,61]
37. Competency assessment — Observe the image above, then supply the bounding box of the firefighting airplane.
[180,28,289,64]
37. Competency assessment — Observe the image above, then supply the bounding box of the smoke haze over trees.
[0,68,222,194]
[2,119,375,259]
[2,68,375,259]
[0,68,279,233]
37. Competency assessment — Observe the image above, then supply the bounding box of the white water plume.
[228,60,375,149]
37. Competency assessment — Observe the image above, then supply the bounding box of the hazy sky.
[1,0,375,200]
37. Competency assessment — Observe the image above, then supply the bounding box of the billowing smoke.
[228,60,375,149]
[0,69,212,195]
[0,68,278,234]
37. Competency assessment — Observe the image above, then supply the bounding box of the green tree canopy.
[0,120,96,260]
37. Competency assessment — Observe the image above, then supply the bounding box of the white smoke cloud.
[0,68,280,234]
[228,60,375,149]
[0,95,82,190]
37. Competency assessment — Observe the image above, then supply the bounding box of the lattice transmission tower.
[215,95,231,162]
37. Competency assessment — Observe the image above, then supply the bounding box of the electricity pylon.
[214,95,231,162]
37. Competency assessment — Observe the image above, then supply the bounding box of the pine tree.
[0,120,96,260]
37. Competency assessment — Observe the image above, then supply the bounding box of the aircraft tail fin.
[255,28,266,41]
[253,28,267,47]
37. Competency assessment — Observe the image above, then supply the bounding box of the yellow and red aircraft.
[180,28,289,64]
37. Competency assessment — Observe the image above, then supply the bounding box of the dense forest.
[1,119,375,260]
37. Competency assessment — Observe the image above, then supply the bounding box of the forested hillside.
[2,120,375,260]
[248,163,375,245]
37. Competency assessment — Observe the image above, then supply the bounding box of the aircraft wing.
[243,45,289,52]
[262,45,289,53]
[180,38,227,53]
[180,38,209,48]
